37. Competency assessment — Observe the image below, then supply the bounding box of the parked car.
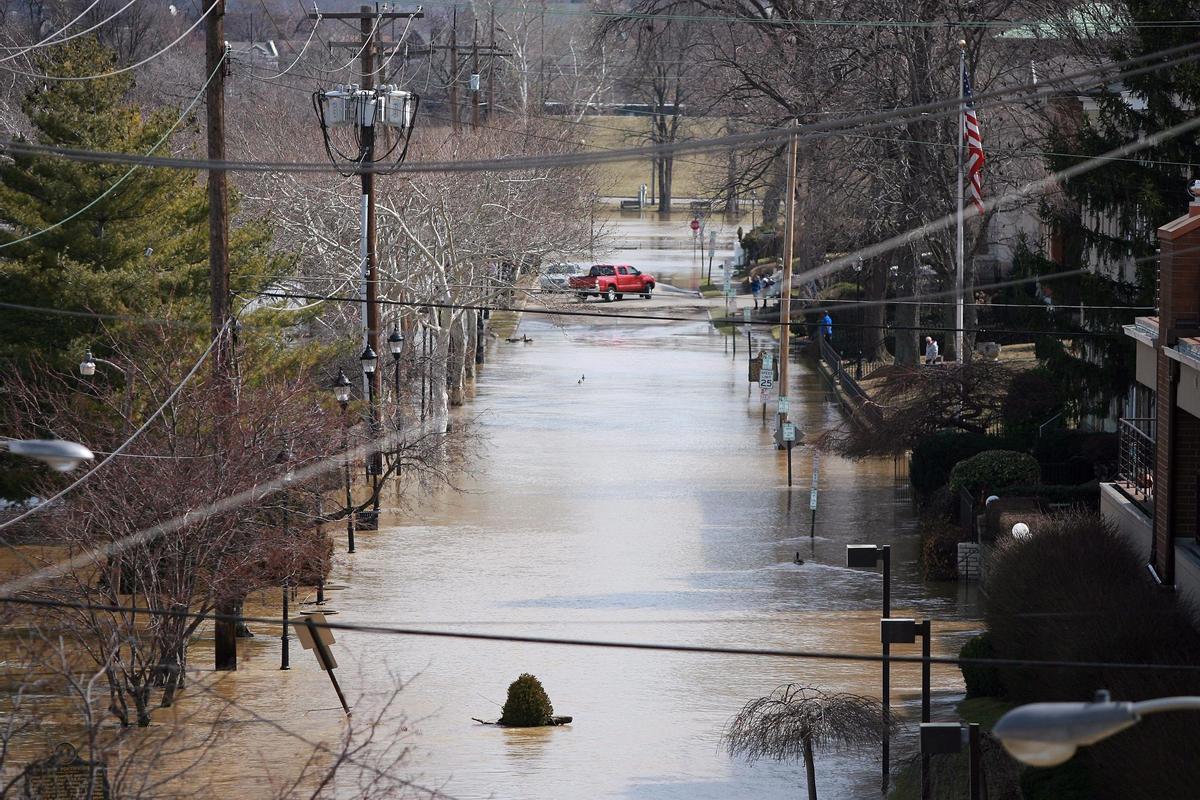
[538,263,578,291]
[568,264,656,301]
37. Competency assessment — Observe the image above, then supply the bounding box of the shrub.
[498,673,554,727]
[983,512,1200,799]
[920,518,962,581]
[910,432,1012,499]
[948,450,1040,497]
[959,633,1004,698]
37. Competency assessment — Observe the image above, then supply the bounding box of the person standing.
[925,336,940,365]
[820,312,833,342]
[751,275,762,309]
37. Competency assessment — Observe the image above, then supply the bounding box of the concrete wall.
[1100,483,1153,563]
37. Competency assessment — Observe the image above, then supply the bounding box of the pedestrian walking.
[925,336,940,365]
[751,275,762,309]
[820,312,833,342]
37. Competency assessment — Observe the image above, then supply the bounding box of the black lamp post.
[920,723,981,800]
[332,368,355,553]
[388,326,405,408]
[882,618,934,800]
[276,448,294,671]
[360,345,381,522]
[847,544,892,794]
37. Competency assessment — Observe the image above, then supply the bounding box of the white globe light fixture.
[79,351,97,377]
[1011,522,1031,539]
[4,439,95,472]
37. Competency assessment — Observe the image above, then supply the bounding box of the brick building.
[1103,183,1200,609]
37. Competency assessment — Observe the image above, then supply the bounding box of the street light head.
[332,368,352,405]
[388,328,405,358]
[993,697,1139,767]
[881,617,918,644]
[79,351,96,377]
[846,544,881,569]
[360,345,378,375]
[6,439,95,472]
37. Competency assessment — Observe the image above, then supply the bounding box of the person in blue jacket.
[820,312,833,342]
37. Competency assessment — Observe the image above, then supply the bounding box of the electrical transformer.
[377,86,414,129]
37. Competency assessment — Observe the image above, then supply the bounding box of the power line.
[7,40,1198,173]
[0,0,135,63]
[0,2,217,81]
[7,596,1200,674]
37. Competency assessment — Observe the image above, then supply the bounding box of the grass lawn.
[577,115,731,200]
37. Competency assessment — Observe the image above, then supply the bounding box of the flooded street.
[194,212,982,799]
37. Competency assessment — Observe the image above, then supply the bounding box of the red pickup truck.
[568,264,656,301]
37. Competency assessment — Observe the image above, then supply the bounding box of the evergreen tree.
[1045,0,1200,298]
[0,37,278,367]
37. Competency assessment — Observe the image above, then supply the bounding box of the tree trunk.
[448,313,467,406]
[658,155,673,213]
[863,258,889,361]
[803,737,818,800]
[214,597,238,671]
[894,251,920,365]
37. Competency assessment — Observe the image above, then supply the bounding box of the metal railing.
[1117,417,1156,512]
[819,335,882,424]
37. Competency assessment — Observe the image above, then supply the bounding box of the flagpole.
[956,40,967,364]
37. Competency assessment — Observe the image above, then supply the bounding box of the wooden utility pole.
[777,122,798,444]
[471,20,480,130]
[206,0,238,673]
[486,6,495,120]
[449,9,459,133]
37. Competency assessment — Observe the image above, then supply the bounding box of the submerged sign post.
[758,354,774,422]
[809,452,821,535]
[782,421,796,487]
[292,613,351,716]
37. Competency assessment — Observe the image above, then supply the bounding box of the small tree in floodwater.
[498,674,554,727]
[725,685,889,800]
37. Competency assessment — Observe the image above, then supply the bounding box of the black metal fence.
[1117,417,1155,512]
[819,335,883,424]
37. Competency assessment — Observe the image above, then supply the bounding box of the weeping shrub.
[959,633,1004,698]
[498,673,554,727]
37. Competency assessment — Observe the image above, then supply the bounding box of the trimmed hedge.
[959,633,1004,698]
[498,673,555,727]
[948,450,1040,497]
[910,432,1013,500]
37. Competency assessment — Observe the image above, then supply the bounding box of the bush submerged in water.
[498,673,554,727]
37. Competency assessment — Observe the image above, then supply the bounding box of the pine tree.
[1046,0,1200,298]
[0,37,278,367]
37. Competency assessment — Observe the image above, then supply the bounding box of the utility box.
[378,87,414,128]
[321,84,359,127]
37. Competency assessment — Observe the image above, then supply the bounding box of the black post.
[305,618,351,716]
[810,508,815,535]
[787,444,793,487]
[968,723,981,800]
[342,404,355,553]
[420,326,427,421]
[367,379,380,516]
[280,580,290,670]
[881,544,892,795]
[920,619,931,800]
[856,267,863,379]
[393,357,401,409]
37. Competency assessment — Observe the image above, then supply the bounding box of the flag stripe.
[962,69,985,215]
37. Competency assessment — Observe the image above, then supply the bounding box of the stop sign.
[690,218,700,232]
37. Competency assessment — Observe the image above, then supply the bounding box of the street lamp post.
[360,345,381,524]
[388,326,405,412]
[276,448,294,671]
[80,350,133,437]
[847,543,892,794]
[920,722,981,800]
[331,369,354,554]
[882,618,934,800]
[993,690,1200,768]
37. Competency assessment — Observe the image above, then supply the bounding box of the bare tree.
[725,684,891,800]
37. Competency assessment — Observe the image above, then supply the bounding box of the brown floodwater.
[4,213,983,798]
[181,339,981,796]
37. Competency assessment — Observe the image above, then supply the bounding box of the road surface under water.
[186,314,983,796]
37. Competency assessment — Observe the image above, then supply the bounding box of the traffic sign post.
[292,613,351,716]
[783,422,796,486]
[809,453,821,536]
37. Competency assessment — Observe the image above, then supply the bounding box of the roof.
[997,4,1127,40]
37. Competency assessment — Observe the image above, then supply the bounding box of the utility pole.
[449,9,459,133]
[313,3,422,525]
[206,0,238,673]
[471,20,480,130]
[486,6,495,120]
[777,122,798,445]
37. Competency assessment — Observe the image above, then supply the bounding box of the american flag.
[962,68,985,215]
